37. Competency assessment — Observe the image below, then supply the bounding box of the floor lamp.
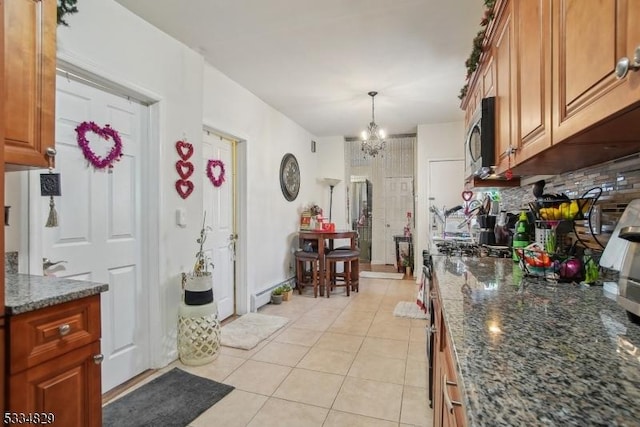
[323,178,341,223]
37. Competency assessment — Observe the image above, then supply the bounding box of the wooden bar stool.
[325,250,360,297]
[295,250,321,297]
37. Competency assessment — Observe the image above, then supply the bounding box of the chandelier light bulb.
[360,91,386,158]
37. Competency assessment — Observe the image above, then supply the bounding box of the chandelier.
[361,91,386,158]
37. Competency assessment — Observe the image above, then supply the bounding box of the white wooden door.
[384,177,414,265]
[202,131,235,320]
[31,75,149,393]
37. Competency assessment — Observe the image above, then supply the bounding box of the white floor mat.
[221,313,289,350]
[393,301,428,319]
[359,271,405,280]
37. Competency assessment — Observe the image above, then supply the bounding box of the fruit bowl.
[528,197,596,221]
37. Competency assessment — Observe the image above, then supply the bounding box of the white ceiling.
[114,0,484,137]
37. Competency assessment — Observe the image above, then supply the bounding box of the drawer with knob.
[9,295,101,374]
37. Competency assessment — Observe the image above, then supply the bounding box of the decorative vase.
[177,300,220,366]
[182,273,214,306]
[271,294,283,304]
[178,273,220,366]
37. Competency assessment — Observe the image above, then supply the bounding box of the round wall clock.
[279,153,300,201]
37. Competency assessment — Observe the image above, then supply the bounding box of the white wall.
[316,136,348,227]
[57,0,205,367]
[202,65,323,302]
[415,121,465,270]
[4,172,24,253]
[54,0,337,369]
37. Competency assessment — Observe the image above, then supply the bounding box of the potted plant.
[271,286,284,304]
[177,212,220,366]
[401,251,413,278]
[181,213,215,306]
[281,284,293,301]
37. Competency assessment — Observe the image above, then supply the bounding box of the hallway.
[106,273,431,426]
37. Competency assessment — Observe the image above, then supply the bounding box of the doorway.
[384,177,414,265]
[29,74,151,393]
[346,135,416,266]
[202,130,237,321]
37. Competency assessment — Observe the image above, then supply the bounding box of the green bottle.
[512,211,530,262]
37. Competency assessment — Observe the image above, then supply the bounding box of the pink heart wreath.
[76,121,123,169]
[207,159,226,188]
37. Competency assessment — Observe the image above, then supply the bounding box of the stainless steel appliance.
[600,199,640,323]
[420,256,435,408]
[464,97,496,179]
[616,226,640,323]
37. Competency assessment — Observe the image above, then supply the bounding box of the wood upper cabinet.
[552,0,640,144]
[492,0,517,175]
[514,0,552,163]
[4,0,56,168]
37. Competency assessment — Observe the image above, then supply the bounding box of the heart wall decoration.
[175,139,194,199]
[175,180,194,199]
[75,121,123,169]
[206,159,226,188]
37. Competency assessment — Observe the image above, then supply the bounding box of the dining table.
[298,230,357,295]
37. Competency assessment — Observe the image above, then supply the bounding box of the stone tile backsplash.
[500,153,640,216]
[5,251,18,274]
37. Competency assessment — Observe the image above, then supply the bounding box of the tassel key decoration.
[46,196,58,227]
[41,148,61,228]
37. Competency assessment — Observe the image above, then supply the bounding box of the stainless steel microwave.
[465,97,495,179]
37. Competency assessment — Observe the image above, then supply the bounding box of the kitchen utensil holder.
[535,220,572,254]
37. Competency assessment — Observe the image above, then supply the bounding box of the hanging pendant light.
[361,91,386,158]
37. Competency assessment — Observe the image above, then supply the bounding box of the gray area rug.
[103,367,234,427]
[393,301,428,319]
[221,312,289,350]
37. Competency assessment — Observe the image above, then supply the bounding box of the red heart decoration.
[176,160,194,180]
[206,159,225,187]
[176,140,194,161]
[461,190,473,201]
[175,180,194,199]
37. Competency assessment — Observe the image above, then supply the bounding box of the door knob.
[93,354,104,364]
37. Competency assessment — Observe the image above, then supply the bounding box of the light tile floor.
[107,275,434,427]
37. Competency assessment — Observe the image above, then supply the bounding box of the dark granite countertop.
[5,273,108,315]
[433,256,640,427]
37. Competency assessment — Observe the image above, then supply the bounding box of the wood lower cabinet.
[9,341,102,427]
[7,296,103,427]
[4,0,57,169]
[0,320,5,417]
[432,286,467,427]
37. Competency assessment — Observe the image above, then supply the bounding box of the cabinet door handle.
[615,47,640,79]
[58,324,71,336]
[443,374,462,414]
[93,354,104,364]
